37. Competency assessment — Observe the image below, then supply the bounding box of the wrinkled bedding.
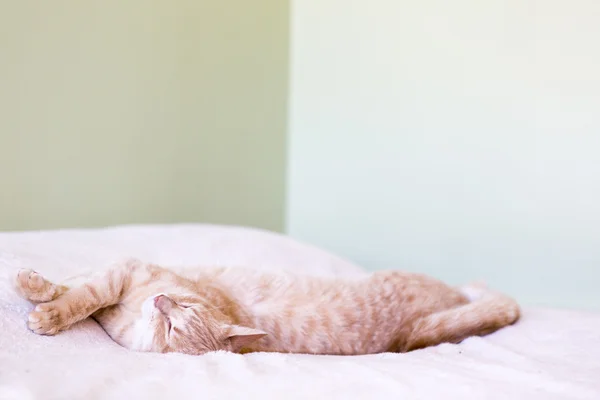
[0,225,598,400]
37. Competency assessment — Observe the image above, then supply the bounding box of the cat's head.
[133,293,267,355]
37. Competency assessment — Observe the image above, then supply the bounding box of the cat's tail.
[404,283,520,352]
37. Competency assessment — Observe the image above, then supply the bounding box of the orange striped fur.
[14,258,520,355]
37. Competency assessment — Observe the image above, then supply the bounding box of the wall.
[0,0,288,232]
[287,0,600,309]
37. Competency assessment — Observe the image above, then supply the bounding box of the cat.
[14,258,520,355]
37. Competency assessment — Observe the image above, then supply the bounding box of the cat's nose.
[154,294,173,315]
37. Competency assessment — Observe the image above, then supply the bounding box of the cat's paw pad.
[28,303,63,335]
[14,269,57,302]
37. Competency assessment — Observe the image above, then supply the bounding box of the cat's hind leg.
[14,269,68,303]
[403,289,520,352]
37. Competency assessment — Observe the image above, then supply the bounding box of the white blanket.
[0,225,598,400]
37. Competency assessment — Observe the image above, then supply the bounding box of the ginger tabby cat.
[14,258,520,355]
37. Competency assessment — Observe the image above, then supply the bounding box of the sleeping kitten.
[14,259,520,355]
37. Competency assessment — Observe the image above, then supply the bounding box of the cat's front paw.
[14,269,58,303]
[28,302,65,335]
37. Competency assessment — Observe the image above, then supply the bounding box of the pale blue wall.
[287,0,600,309]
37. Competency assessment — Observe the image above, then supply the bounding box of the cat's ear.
[224,325,267,352]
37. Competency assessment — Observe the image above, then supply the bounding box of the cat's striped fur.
[14,258,520,355]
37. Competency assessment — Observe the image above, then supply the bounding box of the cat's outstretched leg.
[403,289,520,352]
[27,258,143,335]
[14,269,68,303]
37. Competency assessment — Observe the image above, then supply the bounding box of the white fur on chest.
[131,296,159,352]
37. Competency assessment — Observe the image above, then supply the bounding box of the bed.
[1,224,598,400]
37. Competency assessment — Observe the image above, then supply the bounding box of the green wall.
[0,0,288,232]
